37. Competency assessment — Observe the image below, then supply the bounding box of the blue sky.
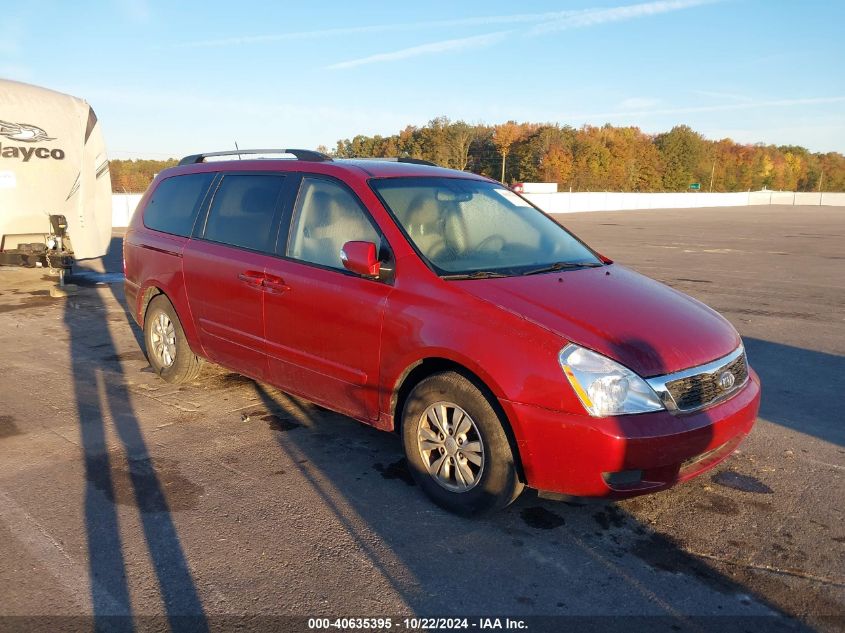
[3,0,844,158]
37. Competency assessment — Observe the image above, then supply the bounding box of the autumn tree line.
[110,158,178,193]
[109,119,845,193]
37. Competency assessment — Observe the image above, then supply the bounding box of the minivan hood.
[454,265,740,377]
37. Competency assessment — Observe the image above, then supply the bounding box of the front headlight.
[559,344,664,417]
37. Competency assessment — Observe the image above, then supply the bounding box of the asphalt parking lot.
[0,204,842,632]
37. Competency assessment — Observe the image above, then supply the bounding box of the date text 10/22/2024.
[307,618,528,630]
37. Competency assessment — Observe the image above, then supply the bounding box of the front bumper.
[502,368,761,498]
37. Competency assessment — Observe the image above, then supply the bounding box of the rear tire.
[401,371,523,516]
[143,294,202,383]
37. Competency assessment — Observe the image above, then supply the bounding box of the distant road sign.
[689,183,701,190]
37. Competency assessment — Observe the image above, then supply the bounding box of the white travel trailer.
[0,78,112,270]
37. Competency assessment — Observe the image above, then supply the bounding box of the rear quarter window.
[143,172,215,237]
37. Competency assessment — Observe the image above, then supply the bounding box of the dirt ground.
[0,205,842,633]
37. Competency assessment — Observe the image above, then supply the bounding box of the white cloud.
[327,0,721,70]
[692,90,753,102]
[617,97,662,109]
[530,0,721,35]
[174,10,584,49]
[326,32,511,70]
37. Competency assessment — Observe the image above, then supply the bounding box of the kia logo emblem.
[718,371,736,391]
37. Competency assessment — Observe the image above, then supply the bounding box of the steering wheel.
[476,234,506,253]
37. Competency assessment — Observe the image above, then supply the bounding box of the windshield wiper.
[520,261,604,276]
[440,270,511,280]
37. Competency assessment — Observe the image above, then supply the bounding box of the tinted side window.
[143,173,214,237]
[203,174,286,252]
[287,177,380,270]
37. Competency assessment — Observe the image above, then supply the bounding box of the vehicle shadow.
[246,374,816,632]
[743,337,844,447]
[72,232,143,349]
[73,234,125,277]
[64,276,207,631]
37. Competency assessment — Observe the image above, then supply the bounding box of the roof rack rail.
[358,157,439,167]
[178,148,332,166]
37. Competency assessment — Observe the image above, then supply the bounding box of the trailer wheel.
[143,295,202,383]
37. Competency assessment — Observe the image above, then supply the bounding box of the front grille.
[665,352,748,411]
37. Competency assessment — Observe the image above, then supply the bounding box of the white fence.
[111,190,845,228]
[523,191,845,214]
[112,193,143,228]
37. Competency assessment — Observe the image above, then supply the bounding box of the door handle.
[238,271,265,287]
[262,275,291,294]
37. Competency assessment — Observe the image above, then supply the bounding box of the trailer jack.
[47,214,78,298]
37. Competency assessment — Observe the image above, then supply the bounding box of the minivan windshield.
[371,177,602,277]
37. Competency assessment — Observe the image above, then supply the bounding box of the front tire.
[401,371,523,516]
[143,294,202,383]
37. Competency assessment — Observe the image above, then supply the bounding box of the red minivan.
[124,149,761,516]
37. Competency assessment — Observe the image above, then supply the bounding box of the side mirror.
[340,241,380,277]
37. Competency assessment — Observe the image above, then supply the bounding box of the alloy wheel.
[150,312,176,368]
[417,401,485,492]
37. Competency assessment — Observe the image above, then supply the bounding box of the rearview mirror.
[436,189,472,202]
[340,241,380,277]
